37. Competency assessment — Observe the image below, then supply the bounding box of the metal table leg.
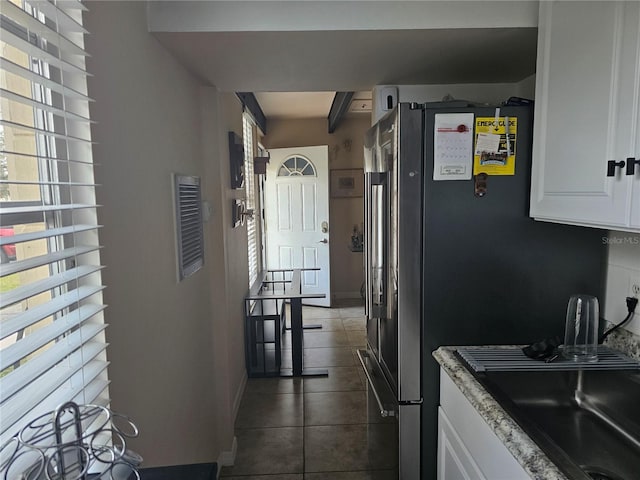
[281,297,328,378]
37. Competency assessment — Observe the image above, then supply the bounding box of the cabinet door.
[437,408,486,480]
[530,1,640,229]
[440,370,532,479]
[631,83,640,229]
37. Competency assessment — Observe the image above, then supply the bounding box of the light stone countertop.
[603,323,640,360]
[432,346,570,480]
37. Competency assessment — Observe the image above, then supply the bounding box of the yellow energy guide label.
[473,116,517,175]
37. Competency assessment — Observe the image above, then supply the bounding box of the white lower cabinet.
[438,369,530,480]
[437,408,486,480]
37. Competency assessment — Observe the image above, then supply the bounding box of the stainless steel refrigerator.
[358,103,606,480]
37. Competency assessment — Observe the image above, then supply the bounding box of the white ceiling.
[153,28,537,118]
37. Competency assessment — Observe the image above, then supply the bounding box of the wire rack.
[457,345,640,372]
[1,401,140,480]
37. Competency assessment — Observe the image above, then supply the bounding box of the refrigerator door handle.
[356,349,397,418]
[364,173,371,318]
[365,172,388,319]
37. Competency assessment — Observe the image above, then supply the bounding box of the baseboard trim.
[333,291,362,300]
[232,371,247,422]
[139,462,217,479]
[216,436,237,475]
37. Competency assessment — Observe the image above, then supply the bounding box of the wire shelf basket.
[1,401,141,480]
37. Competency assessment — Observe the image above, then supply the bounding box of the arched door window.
[278,156,317,177]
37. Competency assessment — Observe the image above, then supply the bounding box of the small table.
[245,268,328,377]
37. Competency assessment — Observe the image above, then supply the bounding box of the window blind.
[0,0,108,447]
[242,114,258,286]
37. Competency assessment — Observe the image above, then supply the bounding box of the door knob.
[318,239,328,244]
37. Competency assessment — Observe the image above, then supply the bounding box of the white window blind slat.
[0,224,98,247]
[0,245,100,276]
[1,332,107,402]
[1,88,92,122]
[74,373,110,410]
[72,362,111,417]
[2,0,87,56]
[1,150,95,166]
[0,22,88,76]
[0,285,104,338]
[2,355,108,441]
[25,0,88,32]
[0,57,91,101]
[54,0,89,12]
[1,265,102,307]
[0,303,105,369]
[0,180,98,189]
[0,202,96,215]
[0,119,93,143]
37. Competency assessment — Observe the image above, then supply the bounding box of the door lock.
[321,221,329,233]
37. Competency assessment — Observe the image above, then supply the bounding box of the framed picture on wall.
[330,169,364,198]
[228,131,244,189]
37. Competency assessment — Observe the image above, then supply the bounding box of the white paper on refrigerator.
[433,113,474,181]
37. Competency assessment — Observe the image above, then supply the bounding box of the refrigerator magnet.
[473,116,517,175]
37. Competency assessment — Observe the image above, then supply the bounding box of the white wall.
[604,232,640,335]
[84,1,245,467]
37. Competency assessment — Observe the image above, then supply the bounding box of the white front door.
[265,146,331,307]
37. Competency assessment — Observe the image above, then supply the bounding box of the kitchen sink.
[477,369,640,480]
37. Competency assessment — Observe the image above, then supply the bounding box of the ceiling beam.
[236,92,267,134]
[328,91,354,134]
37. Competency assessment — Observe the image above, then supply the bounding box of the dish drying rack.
[456,345,640,372]
[1,401,140,480]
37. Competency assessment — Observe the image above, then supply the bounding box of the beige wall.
[261,115,371,300]
[84,2,245,467]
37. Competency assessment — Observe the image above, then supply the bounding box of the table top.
[245,268,326,301]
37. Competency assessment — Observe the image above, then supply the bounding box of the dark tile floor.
[220,302,397,479]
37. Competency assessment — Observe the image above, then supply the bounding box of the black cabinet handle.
[626,157,640,176]
[607,159,626,176]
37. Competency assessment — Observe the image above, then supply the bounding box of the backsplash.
[603,231,640,359]
[603,232,640,333]
[604,321,640,360]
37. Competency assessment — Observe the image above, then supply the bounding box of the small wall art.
[330,168,364,198]
[228,131,244,189]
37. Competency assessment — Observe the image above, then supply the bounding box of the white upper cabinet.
[530,1,640,232]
